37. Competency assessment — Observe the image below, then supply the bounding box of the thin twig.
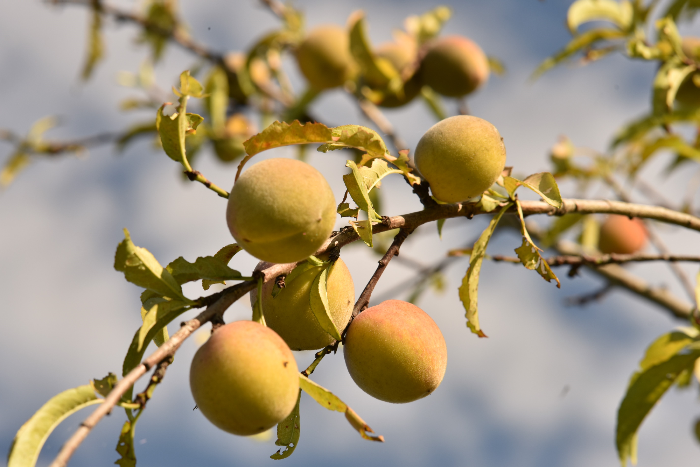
[184,170,230,198]
[490,252,700,267]
[49,280,256,467]
[604,174,696,301]
[565,283,615,307]
[355,97,409,152]
[350,227,414,320]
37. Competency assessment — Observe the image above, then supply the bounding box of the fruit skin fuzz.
[344,300,448,404]
[598,215,648,255]
[226,158,336,264]
[189,321,299,436]
[414,115,506,203]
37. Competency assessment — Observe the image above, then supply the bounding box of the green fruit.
[226,158,336,263]
[682,37,700,61]
[344,300,447,404]
[414,115,506,203]
[373,41,422,108]
[253,257,355,350]
[296,25,355,90]
[189,321,299,436]
[598,215,647,255]
[420,35,489,97]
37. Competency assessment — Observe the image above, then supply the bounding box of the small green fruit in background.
[598,215,648,255]
[675,37,700,109]
[226,158,336,264]
[252,257,355,350]
[414,115,506,203]
[344,300,447,403]
[296,25,356,90]
[420,35,489,97]
[189,321,299,436]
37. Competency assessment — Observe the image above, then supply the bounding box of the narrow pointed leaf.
[202,244,243,290]
[617,346,700,466]
[458,202,512,337]
[114,229,186,301]
[567,0,633,33]
[81,2,104,80]
[271,390,301,459]
[1,152,31,188]
[299,375,384,442]
[309,266,342,341]
[115,420,137,467]
[8,385,102,467]
[350,219,374,247]
[348,11,399,88]
[514,201,561,287]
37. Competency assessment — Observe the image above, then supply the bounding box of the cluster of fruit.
[296,24,490,106]
[189,113,509,437]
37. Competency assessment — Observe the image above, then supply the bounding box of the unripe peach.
[226,158,336,264]
[296,25,355,90]
[189,321,299,436]
[414,115,506,203]
[598,215,648,255]
[344,300,447,404]
[420,35,489,97]
[252,257,355,350]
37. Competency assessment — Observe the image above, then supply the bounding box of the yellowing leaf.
[522,172,563,208]
[309,265,342,341]
[318,125,390,159]
[337,202,360,218]
[350,219,374,248]
[567,0,633,33]
[115,420,137,467]
[348,11,399,89]
[166,253,243,287]
[651,58,695,115]
[201,244,243,290]
[242,120,332,158]
[81,1,104,80]
[514,201,561,288]
[204,66,229,132]
[91,373,118,398]
[1,152,30,188]
[299,375,383,442]
[156,93,202,171]
[271,390,301,459]
[8,385,102,467]
[404,6,452,44]
[385,149,420,185]
[114,229,187,301]
[458,202,512,337]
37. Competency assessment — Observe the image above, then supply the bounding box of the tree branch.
[490,252,700,267]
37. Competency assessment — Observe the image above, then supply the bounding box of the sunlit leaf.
[514,201,561,287]
[201,244,243,290]
[122,297,190,377]
[385,149,421,185]
[271,390,301,459]
[114,229,187,301]
[156,94,202,171]
[651,58,695,115]
[8,385,102,467]
[91,373,118,398]
[242,120,332,157]
[634,135,700,174]
[166,253,244,287]
[204,66,229,132]
[0,152,30,188]
[139,0,177,62]
[458,202,512,337]
[309,264,342,341]
[617,343,700,466]
[437,218,446,239]
[404,6,452,44]
[318,125,390,159]
[299,375,384,442]
[532,28,626,79]
[348,11,400,89]
[337,202,360,218]
[487,56,506,76]
[522,172,563,208]
[81,1,104,80]
[115,420,136,467]
[567,0,633,33]
[350,219,374,247]
[612,107,700,147]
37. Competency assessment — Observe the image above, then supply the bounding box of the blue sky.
[1,1,700,466]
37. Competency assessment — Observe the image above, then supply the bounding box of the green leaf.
[521,172,563,208]
[298,375,383,442]
[318,125,390,159]
[156,94,202,171]
[114,229,187,301]
[138,0,177,62]
[271,260,321,299]
[122,298,190,376]
[540,213,584,248]
[204,66,229,132]
[567,0,633,33]
[487,56,506,76]
[502,176,521,199]
[343,160,384,222]
[8,385,102,467]
[1,152,30,188]
[115,420,137,467]
[458,202,512,337]
[201,244,243,290]
[386,149,421,185]
[337,202,360,219]
[242,120,333,158]
[514,201,561,287]
[176,70,205,98]
[81,1,104,81]
[637,328,698,374]
[166,253,243,287]
[437,218,446,239]
[420,86,447,121]
[617,345,700,466]
[140,302,169,347]
[532,28,626,79]
[634,135,700,175]
[477,193,502,213]
[271,390,301,459]
[309,264,342,341]
[651,58,695,115]
[404,6,452,44]
[612,108,700,147]
[91,373,118,398]
[350,220,374,247]
[348,11,400,89]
